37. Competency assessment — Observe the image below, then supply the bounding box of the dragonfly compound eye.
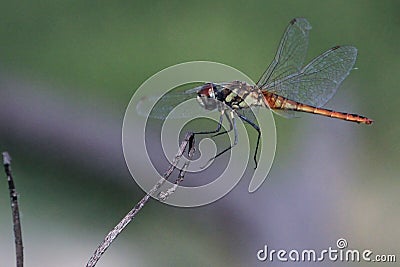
[196,83,217,110]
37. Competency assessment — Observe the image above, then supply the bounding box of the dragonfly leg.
[211,111,233,138]
[193,110,225,135]
[201,111,238,168]
[237,113,261,169]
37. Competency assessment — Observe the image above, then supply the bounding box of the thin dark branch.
[2,151,24,267]
[86,132,195,267]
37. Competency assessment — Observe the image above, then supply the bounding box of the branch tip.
[2,151,12,165]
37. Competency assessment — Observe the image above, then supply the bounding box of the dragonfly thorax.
[196,81,262,111]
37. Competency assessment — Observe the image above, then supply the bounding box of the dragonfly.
[137,18,373,168]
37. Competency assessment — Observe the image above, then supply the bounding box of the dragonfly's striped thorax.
[196,81,264,111]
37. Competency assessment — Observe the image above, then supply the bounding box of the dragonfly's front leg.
[193,109,225,135]
[211,111,233,138]
[201,110,238,168]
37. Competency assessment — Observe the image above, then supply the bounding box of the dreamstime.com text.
[257,238,396,263]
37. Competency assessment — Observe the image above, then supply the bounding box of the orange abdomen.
[263,92,373,124]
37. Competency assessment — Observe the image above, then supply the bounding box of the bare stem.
[2,152,24,267]
[158,161,189,201]
[86,132,195,267]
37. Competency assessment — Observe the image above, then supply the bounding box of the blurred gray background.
[0,1,399,266]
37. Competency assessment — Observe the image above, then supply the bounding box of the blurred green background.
[0,1,399,266]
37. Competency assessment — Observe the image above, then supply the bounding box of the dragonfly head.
[196,83,218,110]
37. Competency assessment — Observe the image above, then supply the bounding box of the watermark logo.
[257,238,396,263]
[122,61,277,207]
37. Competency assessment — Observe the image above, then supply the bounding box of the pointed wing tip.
[291,17,312,30]
[332,45,358,54]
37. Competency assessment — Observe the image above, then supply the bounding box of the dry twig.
[86,132,195,267]
[2,151,24,267]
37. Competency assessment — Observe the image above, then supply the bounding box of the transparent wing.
[136,85,213,119]
[264,46,357,107]
[257,18,311,88]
